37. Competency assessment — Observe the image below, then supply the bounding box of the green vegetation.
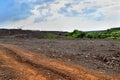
[38,27,120,40]
[66,30,85,39]
[65,27,120,40]
[45,34,58,39]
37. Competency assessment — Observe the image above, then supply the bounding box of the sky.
[0,0,120,31]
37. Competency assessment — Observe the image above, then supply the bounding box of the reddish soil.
[0,38,120,80]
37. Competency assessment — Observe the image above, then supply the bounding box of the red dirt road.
[0,43,119,80]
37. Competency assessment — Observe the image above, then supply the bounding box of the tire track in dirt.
[0,43,120,80]
[0,44,83,80]
[0,46,49,80]
[0,45,74,80]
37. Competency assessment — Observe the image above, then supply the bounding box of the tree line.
[65,27,120,39]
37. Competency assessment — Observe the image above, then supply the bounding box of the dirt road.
[0,43,119,80]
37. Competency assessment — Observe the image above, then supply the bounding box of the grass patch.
[45,34,58,39]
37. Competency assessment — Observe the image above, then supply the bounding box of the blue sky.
[0,0,120,31]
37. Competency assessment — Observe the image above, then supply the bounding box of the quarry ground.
[0,38,120,80]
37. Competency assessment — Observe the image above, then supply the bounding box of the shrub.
[65,28,120,40]
[66,30,85,38]
[45,34,58,39]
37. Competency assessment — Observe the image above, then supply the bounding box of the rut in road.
[0,43,120,80]
[0,46,73,80]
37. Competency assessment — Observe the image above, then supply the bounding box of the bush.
[66,30,85,38]
[65,28,120,40]
[45,34,58,39]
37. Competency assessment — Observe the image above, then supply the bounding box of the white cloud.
[1,0,120,31]
[31,5,40,15]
